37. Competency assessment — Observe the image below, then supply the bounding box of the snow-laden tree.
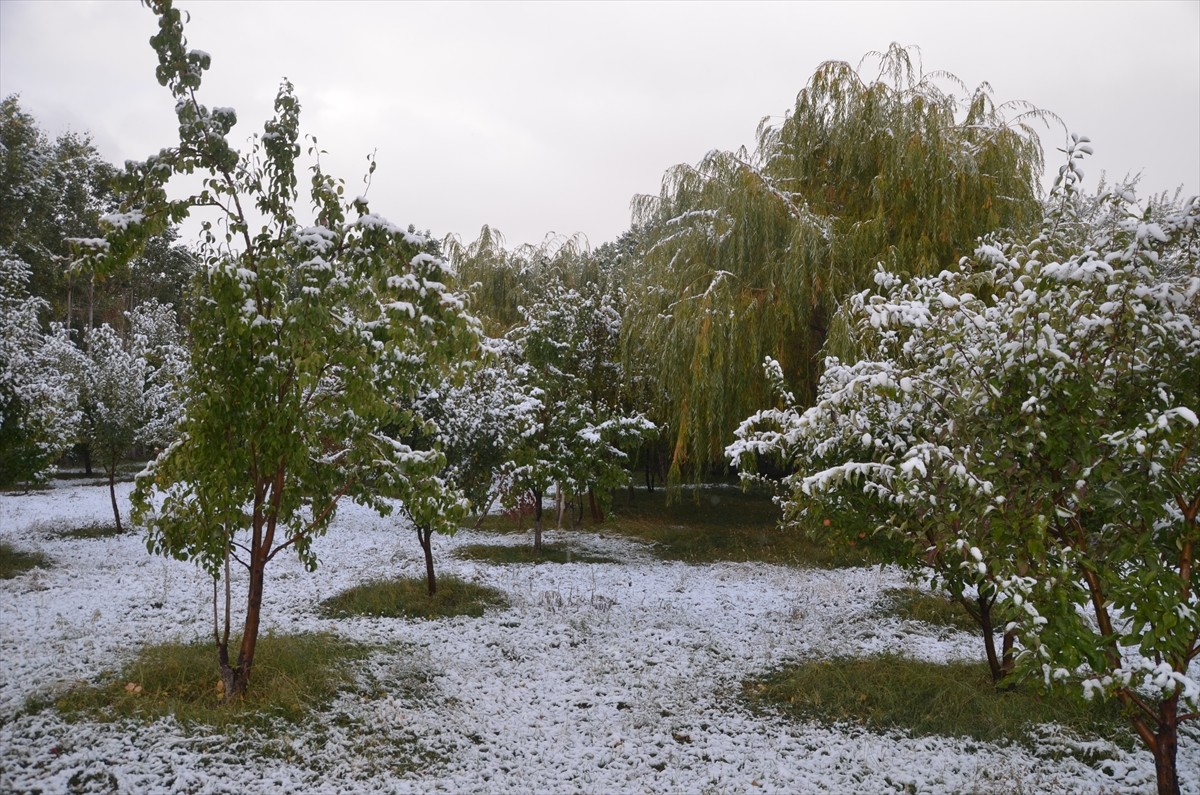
[630,44,1048,488]
[729,139,1199,794]
[0,252,81,487]
[417,337,540,518]
[501,276,655,549]
[63,300,187,532]
[95,1,475,701]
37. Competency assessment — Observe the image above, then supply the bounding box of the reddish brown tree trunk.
[1129,694,1181,795]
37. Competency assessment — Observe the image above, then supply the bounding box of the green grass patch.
[745,655,1132,750]
[61,521,124,540]
[0,541,51,578]
[885,587,980,634]
[490,487,874,567]
[45,632,371,731]
[455,543,617,565]
[321,574,509,620]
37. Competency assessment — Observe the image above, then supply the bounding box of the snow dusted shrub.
[729,138,1198,794]
[94,1,474,702]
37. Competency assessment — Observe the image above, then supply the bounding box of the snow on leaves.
[729,139,1199,787]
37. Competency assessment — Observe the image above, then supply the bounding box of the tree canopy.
[627,44,1049,488]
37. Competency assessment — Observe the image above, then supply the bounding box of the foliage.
[320,575,508,620]
[58,303,186,530]
[115,0,474,700]
[745,655,1131,750]
[0,95,195,335]
[500,271,655,545]
[730,139,1199,792]
[445,227,591,337]
[0,253,81,487]
[415,338,539,516]
[0,95,116,324]
[628,44,1048,486]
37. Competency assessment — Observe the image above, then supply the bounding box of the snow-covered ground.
[1,482,1195,794]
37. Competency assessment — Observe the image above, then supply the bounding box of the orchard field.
[3,479,1197,794]
[1,1,1197,793]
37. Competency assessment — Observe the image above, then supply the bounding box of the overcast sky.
[2,0,1198,250]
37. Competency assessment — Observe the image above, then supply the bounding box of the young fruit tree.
[95,1,474,701]
[501,275,655,549]
[729,139,1199,794]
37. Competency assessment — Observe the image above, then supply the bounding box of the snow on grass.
[1,483,1195,794]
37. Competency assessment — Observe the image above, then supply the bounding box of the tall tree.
[627,45,1047,487]
[0,95,196,337]
[0,252,80,487]
[107,0,474,701]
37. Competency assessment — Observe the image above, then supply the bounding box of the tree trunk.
[220,547,266,702]
[1149,696,1181,795]
[1000,627,1016,679]
[555,482,565,530]
[418,525,437,597]
[975,593,1006,683]
[106,461,122,534]
[532,486,543,552]
[588,487,604,523]
[474,489,498,529]
[81,443,93,476]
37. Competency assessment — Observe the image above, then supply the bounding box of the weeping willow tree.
[445,226,592,337]
[626,44,1051,489]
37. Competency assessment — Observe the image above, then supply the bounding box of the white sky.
[2,0,1198,250]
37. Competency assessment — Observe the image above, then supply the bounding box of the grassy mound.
[0,541,51,578]
[745,655,1131,749]
[455,543,616,565]
[45,632,371,730]
[321,574,508,620]
[61,521,124,540]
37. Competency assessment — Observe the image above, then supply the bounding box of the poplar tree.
[627,45,1047,487]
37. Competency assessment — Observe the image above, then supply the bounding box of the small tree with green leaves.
[101,1,473,701]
